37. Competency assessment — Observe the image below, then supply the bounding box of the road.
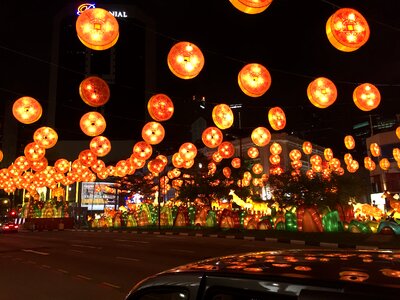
[0,230,311,300]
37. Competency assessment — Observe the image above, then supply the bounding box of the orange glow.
[142,121,165,145]
[132,141,153,160]
[324,148,334,161]
[238,63,271,97]
[369,143,381,157]
[202,127,223,148]
[24,142,45,162]
[80,111,106,136]
[353,83,381,111]
[79,76,110,107]
[54,159,70,173]
[231,157,241,168]
[79,149,97,167]
[307,77,337,108]
[172,152,185,168]
[229,0,273,14]
[302,141,313,155]
[269,154,280,165]
[212,151,223,163]
[379,158,390,171]
[12,96,42,124]
[33,127,58,149]
[270,142,282,155]
[344,135,355,150]
[289,149,302,161]
[147,94,174,121]
[310,154,322,166]
[179,142,198,161]
[167,41,204,79]
[364,156,376,171]
[251,127,271,147]
[329,158,341,171]
[212,104,234,129]
[218,141,235,159]
[247,147,259,159]
[90,136,111,157]
[223,167,231,178]
[252,163,263,174]
[268,107,286,130]
[396,126,400,140]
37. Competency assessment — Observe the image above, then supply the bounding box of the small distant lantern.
[289,149,302,161]
[79,149,97,167]
[324,148,334,161]
[307,77,337,108]
[76,8,119,50]
[33,127,58,149]
[130,155,146,169]
[12,96,42,124]
[91,159,106,173]
[179,142,197,161]
[156,155,168,167]
[247,147,259,159]
[396,126,400,140]
[347,159,359,173]
[79,76,110,107]
[172,152,185,168]
[344,153,353,165]
[252,163,263,175]
[364,156,375,171]
[238,63,271,97]
[251,127,271,147]
[268,107,286,130]
[344,135,355,150]
[269,154,280,165]
[14,156,31,172]
[148,158,165,174]
[80,111,106,137]
[147,94,174,122]
[223,167,231,178]
[306,169,315,179]
[369,143,381,157]
[212,104,234,130]
[326,8,370,52]
[291,160,302,169]
[310,154,322,166]
[329,158,341,171]
[353,83,381,111]
[132,141,153,160]
[218,141,235,159]
[229,0,273,14]
[90,136,111,157]
[212,151,223,163]
[167,41,204,79]
[231,157,241,168]
[302,141,313,155]
[202,127,223,148]
[379,158,390,171]
[208,162,217,174]
[270,142,282,155]
[312,164,323,173]
[54,159,70,173]
[142,121,165,145]
[24,142,45,162]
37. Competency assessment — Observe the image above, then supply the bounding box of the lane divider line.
[116,256,140,262]
[76,274,92,281]
[101,282,121,289]
[22,249,50,256]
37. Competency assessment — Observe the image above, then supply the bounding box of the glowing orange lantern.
[79,149,97,167]
[91,159,106,173]
[223,167,231,178]
[114,160,128,176]
[12,96,42,124]
[14,156,31,172]
[76,8,119,51]
[172,152,185,168]
[247,147,259,159]
[31,157,48,172]
[252,163,263,175]
[156,155,168,167]
[132,141,152,160]
[291,160,302,169]
[229,0,273,14]
[54,159,70,173]
[270,142,282,155]
[353,83,381,111]
[212,104,234,130]
[179,143,197,161]
[89,136,111,157]
[369,143,381,157]
[202,127,223,148]
[347,159,359,173]
[208,162,217,174]
[379,158,390,171]
[324,148,334,161]
[344,135,355,150]
[310,154,322,166]
[33,127,58,149]
[218,141,235,159]
[231,157,241,168]
[306,169,315,179]
[148,158,165,174]
[307,77,337,108]
[396,126,400,140]
[329,158,341,171]
[364,157,375,171]
[326,8,370,52]
[79,76,110,107]
[142,121,165,145]
[0,150,3,162]
[312,164,323,173]
[167,41,204,79]
[302,141,313,155]
[251,127,271,147]
[289,149,302,161]
[268,107,286,130]
[212,151,223,163]
[130,155,146,169]
[147,94,174,122]
[238,63,271,97]
[24,142,45,162]
[393,148,400,162]
[344,153,353,165]
[269,154,280,165]
[80,111,106,136]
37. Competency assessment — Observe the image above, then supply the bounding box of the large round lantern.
[132,141,153,160]
[54,159,70,173]
[238,63,271,97]
[24,142,45,162]
[172,153,185,168]
[231,157,241,168]
[80,111,106,136]
[79,76,110,107]
[302,141,313,155]
[79,149,97,167]
[12,96,42,124]
[167,41,204,79]
[90,136,111,157]
[14,156,31,172]
[0,150,3,162]
[269,154,280,165]
[289,149,302,161]
[270,142,282,155]
[33,127,58,149]
[142,121,165,145]
[324,148,334,161]
[353,83,381,111]
[247,147,259,159]
[31,157,48,172]
[147,94,174,122]
[307,77,337,108]
[379,158,390,171]
[344,135,355,150]
[268,107,286,130]
[76,8,119,51]
[179,143,197,161]
[251,127,271,147]
[326,8,370,52]
[229,0,273,14]
[202,127,223,148]
[218,141,235,159]
[212,104,234,130]
[369,143,381,157]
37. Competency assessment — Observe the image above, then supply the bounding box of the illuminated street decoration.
[252,163,263,175]
[238,63,271,97]
[12,96,42,124]
[369,143,381,157]
[132,141,153,160]
[364,156,376,171]
[142,121,165,145]
[14,156,31,172]
[218,141,235,159]
[0,150,3,162]
[307,77,337,108]
[247,147,259,159]
[76,7,119,50]
[80,111,106,136]
[167,41,204,79]
[79,76,110,107]
[30,157,48,172]
[268,107,286,130]
[302,141,313,155]
[270,142,282,155]
[229,0,273,14]
[289,149,302,161]
[344,135,355,150]
[54,159,70,173]
[90,136,111,157]
[24,142,45,162]
[79,149,97,167]
[231,157,241,168]
[202,127,223,148]
[147,94,174,122]
[324,148,334,161]
[223,167,231,178]
[172,152,185,168]
[212,104,234,129]
[179,142,198,161]
[251,127,271,147]
[353,83,381,111]
[326,8,370,52]
[396,126,400,140]
[33,127,58,149]
[379,158,390,171]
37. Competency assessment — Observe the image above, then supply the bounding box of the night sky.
[1,0,399,160]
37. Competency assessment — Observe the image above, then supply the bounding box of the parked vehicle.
[0,221,18,233]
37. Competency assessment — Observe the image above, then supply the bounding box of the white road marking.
[116,256,140,262]
[71,244,102,249]
[22,249,50,256]
[101,282,121,289]
[41,264,51,269]
[57,269,69,274]
[76,274,92,280]
[71,249,84,253]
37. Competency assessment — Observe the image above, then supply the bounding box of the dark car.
[0,221,19,233]
[125,249,400,300]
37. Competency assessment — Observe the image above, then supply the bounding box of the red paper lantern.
[329,158,341,171]
[212,104,234,130]
[80,111,106,136]
[12,96,42,124]
[179,142,197,161]
[268,107,286,130]
[148,158,165,174]
[396,126,400,140]
[79,149,97,167]
[344,135,355,150]
[324,148,334,161]
[76,8,119,50]
[147,94,174,122]
[79,76,110,107]
[24,142,46,162]
[0,150,3,162]
[33,127,58,149]
[202,127,223,148]
[31,157,48,172]
[229,0,273,14]
[252,163,263,175]
[310,154,322,166]
[14,156,31,172]
[270,142,282,155]
[167,41,204,79]
[302,141,313,155]
[247,147,259,159]
[172,152,185,168]
[218,141,235,159]
[289,149,302,161]
[223,167,231,178]
[307,77,337,108]
[326,8,370,52]
[142,121,165,145]
[54,159,70,174]
[369,143,381,157]
[269,154,280,165]
[251,127,271,147]
[130,155,146,169]
[238,63,271,97]
[132,141,153,160]
[364,156,376,171]
[344,153,353,166]
[353,83,381,111]
[231,157,241,168]
[90,136,111,157]
[212,151,223,163]
[91,159,106,173]
[393,148,400,162]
